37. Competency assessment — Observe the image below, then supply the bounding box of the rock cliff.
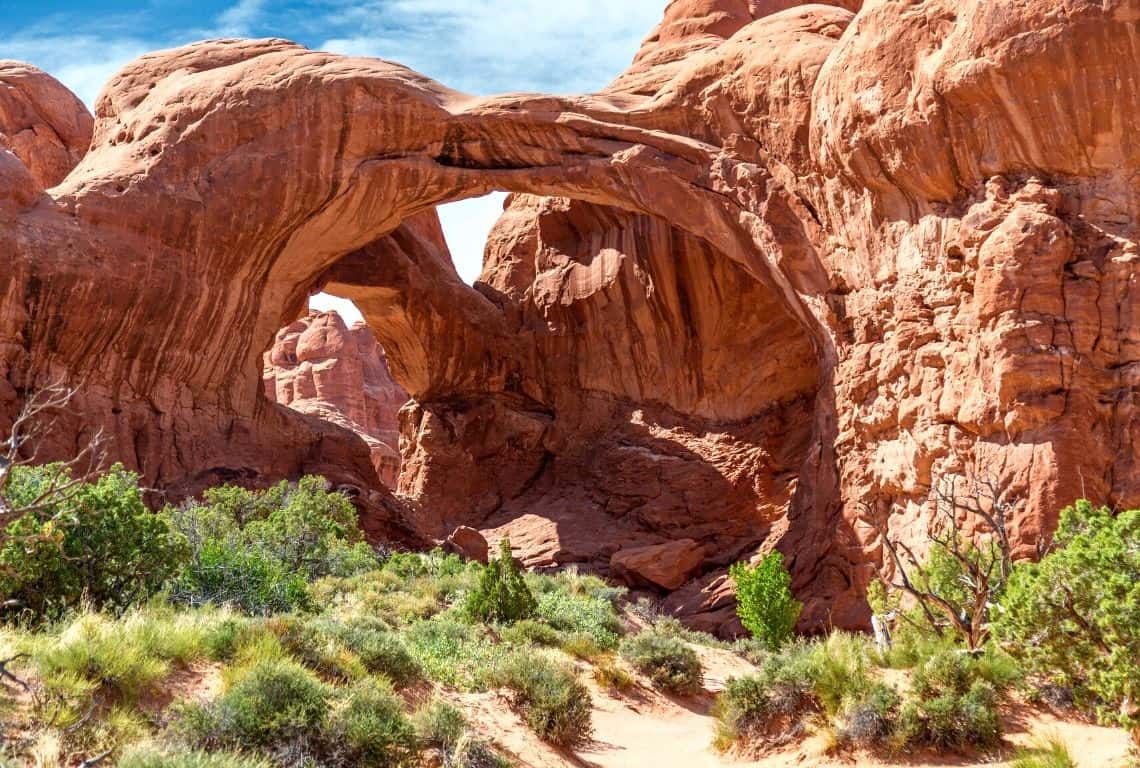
[264,311,407,487]
[4,0,1140,633]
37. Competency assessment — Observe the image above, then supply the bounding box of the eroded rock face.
[263,311,407,486]
[5,0,1140,634]
[0,62,93,189]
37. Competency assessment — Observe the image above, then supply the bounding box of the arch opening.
[256,183,824,628]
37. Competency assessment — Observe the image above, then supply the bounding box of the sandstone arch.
[8,0,1140,633]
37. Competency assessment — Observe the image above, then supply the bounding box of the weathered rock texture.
[264,311,406,486]
[4,0,1140,633]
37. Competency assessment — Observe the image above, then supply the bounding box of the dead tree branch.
[862,472,1021,650]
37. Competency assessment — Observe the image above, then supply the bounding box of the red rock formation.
[4,0,1140,634]
[264,311,407,486]
[0,61,93,189]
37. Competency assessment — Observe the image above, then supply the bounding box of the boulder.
[444,526,490,564]
[611,540,706,591]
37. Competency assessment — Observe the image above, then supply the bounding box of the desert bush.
[413,698,466,752]
[620,632,703,695]
[1010,735,1077,768]
[403,613,506,689]
[651,616,731,649]
[173,541,313,616]
[172,659,329,750]
[452,736,513,768]
[28,607,213,704]
[996,500,1140,735]
[324,677,418,768]
[561,632,605,661]
[492,653,592,746]
[465,540,536,624]
[118,747,273,768]
[893,650,1003,751]
[840,683,900,747]
[0,464,188,621]
[712,635,875,751]
[730,553,802,650]
[167,477,375,616]
[593,655,635,693]
[412,699,513,767]
[325,619,420,686]
[266,616,365,682]
[499,618,563,647]
[533,589,622,650]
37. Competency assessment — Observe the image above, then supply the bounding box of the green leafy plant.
[402,613,506,689]
[465,540,536,625]
[730,552,802,650]
[166,477,375,615]
[997,500,1140,739]
[712,635,876,752]
[893,650,1003,752]
[413,698,466,753]
[0,464,188,621]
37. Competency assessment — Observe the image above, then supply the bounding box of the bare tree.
[863,473,1019,650]
[0,381,107,543]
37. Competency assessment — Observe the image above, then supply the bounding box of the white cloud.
[318,0,663,94]
[216,0,267,37]
[0,35,151,108]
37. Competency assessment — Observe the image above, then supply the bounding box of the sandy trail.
[453,643,1135,768]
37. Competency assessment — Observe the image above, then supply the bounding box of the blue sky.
[2,0,665,319]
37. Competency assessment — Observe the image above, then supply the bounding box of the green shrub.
[712,674,772,751]
[729,553,802,650]
[499,619,563,647]
[327,620,421,687]
[266,616,365,682]
[466,540,536,624]
[492,653,592,746]
[840,683,900,747]
[29,608,211,704]
[413,698,466,752]
[533,589,622,650]
[118,747,272,768]
[173,659,329,749]
[166,477,375,616]
[201,616,259,662]
[893,651,1003,751]
[651,616,731,649]
[916,681,1000,750]
[403,614,506,689]
[325,677,418,768]
[561,632,605,661]
[620,632,703,695]
[711,635,875,751]
[171,540,313,615]
[996,500,1140,734]
[0,464,188,621]
[452,736,513,768]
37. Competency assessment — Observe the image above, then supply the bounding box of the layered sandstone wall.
[3,0,1140,633]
